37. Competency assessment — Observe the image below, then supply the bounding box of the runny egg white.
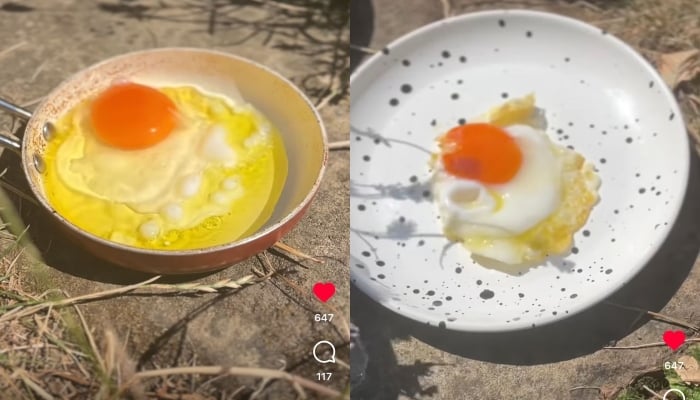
[432,94,600,265]
[42,82,288,250]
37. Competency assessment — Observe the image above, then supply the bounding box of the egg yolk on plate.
[42,83,288,251]
[439,123,522,184]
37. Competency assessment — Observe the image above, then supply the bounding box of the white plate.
[350,10,689,332]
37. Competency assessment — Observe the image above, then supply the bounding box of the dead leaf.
[677,355,700,384]
[657,49,700,89]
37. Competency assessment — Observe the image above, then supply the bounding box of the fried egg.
[42,82,287,250]
[432,94,600,265]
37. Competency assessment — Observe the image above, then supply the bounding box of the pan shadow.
[352,146,700,397]
[0,137,218,285]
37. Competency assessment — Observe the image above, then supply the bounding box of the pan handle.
[0,98,31,154]
[0,134,20,154]
[0,98,32,120]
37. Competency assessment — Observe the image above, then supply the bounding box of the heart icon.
[313,282,336,303]
[663,330,686,351]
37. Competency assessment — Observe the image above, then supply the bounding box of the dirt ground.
[351,0,700,399]
[0,1,349,399]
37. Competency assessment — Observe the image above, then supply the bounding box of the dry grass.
[0,248,99,399]
[0,235,348,399]
[0,208,349,399]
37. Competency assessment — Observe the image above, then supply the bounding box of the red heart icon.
[663,330,686,351]
[313,282,336,303]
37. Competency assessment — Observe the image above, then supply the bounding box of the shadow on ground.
[351,146,700,399]
[97,0,350,104]
[350,0,374,72]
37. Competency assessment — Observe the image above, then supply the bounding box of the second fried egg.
[432,94,600,265]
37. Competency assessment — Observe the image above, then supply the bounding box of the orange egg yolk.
[439,123,522,184]
[90,82,177,150]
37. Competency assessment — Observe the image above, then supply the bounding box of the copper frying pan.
[0,48,328,274]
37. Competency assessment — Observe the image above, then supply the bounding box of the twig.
[103,329,144,399]
[641,384,664,399]
[42,329,92,379]
[38,303,53,334]
[0,343,63,355]
[572,0,603,12]
[440,0,451,18]
[0,41,27,60]
[329,140,350,151]
[71,302,105,374]
[647,310,700,332]
[20,95,45,108]
[569,386,601,392]
[0,368,29,399]
[349,44,377,54]
[605,302,700,332]
[256,250,277,274]
[604,338,700,350]
[41,370,94,387]
[16,370,54,400]
[592,17,626,25]
[604,341,667,350]
[252,0,310,13]
[0,275,161,323]
[127,366,340,398]
[195,373,230,392]
[316,87,343,111]
[335,358,350,370]
[103,329,118,391]
[688,94,700,113]
[228,387,247,400]
[145,275,256,294]
[273,242,323,264]
[258,251,277,279]
[31,60,48,83]
[250,360,286,399]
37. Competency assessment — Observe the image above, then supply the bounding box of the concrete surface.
[0,1,349,398]
[350,1,700,399]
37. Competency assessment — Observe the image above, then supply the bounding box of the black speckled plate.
[349,10,689,332]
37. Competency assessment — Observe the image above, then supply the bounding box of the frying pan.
[0,48,328,274]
